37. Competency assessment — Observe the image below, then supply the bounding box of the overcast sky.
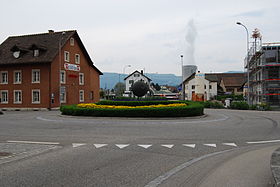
[1,0,279,75]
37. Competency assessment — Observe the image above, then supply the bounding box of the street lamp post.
[122,65,131,81]
[236,22,250,105]
[180,55,185,100]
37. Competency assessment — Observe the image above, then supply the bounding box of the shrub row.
[97,100,187,106]
[113,96,168,101]
[60,102,204,117]
[229,101,249,110]
[202,101,225,109]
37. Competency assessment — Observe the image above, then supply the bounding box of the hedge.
[230,101,249,110]
[60,102,204,117]
[97,100,188,106]
[202,101,225,109]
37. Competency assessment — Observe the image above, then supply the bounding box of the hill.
[100,72,181,89]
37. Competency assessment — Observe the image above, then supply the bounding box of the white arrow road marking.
[247,140,280,144]
[182,144,196,148]
[115,144,130,149]
[72,143,86,148]
[222,143,237,147]
[138,144,152,149]
[161,144,174,149]
[204,144,217,148]
[93,144,108,148]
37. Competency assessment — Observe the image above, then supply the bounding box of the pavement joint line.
[7,140,60,145]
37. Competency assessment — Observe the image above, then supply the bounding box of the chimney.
[48,30,54,33]
[141,70,143,75]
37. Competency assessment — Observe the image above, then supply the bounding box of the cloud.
[234,9,265,17]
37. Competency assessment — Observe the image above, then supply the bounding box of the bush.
[113,96,168,101]
[217,94,244,101]
[203,101,224,109]
[60,102,204,117]
[97,100,187,106]
[250,103,271,111]
[230,101,249,110]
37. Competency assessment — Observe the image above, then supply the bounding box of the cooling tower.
[183,65,197,81]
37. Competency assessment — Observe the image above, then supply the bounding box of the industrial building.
[245,29,280,107]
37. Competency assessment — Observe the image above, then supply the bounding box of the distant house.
[124,70,152,96]
[183,72,245,101]
[0,30,102,110]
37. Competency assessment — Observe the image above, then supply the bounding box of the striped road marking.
[7,140,60,145]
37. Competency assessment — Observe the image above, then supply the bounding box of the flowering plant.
[77,103,187,109]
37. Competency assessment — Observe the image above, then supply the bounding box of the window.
[14,90,22,104]
[60,70,66,84]
[14,70,21,84]
[134,74,140,77]
[0,90,8,104]
[79,90,84,102]
[32,69,40,83]
[204,85,206,89]
[70,38,74,46]
[192,85,195,89]
[13,51,20,58]
[90,91,94,100]
[209,85,212,89]
[32,90,40,104]
[129,80,134,84]
[79,73,84,85]
[33,49,39,57]
[75,54,80,64]
[64,51,70,62]
[60,86,66,103]
[0,71,8,84]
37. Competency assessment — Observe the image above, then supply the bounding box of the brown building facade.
[0,30,102,109]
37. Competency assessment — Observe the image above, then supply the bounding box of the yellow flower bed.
[77,103,187,109]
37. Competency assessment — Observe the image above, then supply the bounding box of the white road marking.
[222,143,237,147]
[115,144,130,149]
[138,144,152,149]
[93,144,108,148]
[36,116,63,122]
[182,144,196,148]
[204,144,217,148]
[7,140,60,145]
[161,144,174,149]
[247,140,280,144]
[144,149,235,187]
[72,143,86,148]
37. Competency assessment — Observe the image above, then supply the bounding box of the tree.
[155,83,161,91]
[114,82,125,96]
[131,81,149,97]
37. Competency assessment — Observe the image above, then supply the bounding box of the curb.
[271,147,280,186]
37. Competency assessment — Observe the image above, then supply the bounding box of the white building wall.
[125,72,150,92]
[184,75,218,101]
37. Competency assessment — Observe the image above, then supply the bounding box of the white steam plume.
[185,19,197,65]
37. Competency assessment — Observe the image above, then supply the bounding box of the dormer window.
[13,51,20,58]
[33,49,39,57]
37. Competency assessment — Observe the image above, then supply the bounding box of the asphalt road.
[0,109,280,187]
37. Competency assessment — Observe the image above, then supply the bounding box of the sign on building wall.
[64,63,80,71]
